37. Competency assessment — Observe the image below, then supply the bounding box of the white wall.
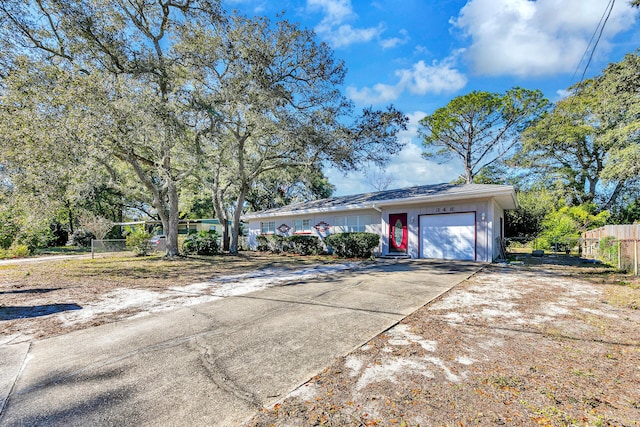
[380,198,496,262]
[491,200,506,260]
[248,197,504,262]
[247,209,383,252]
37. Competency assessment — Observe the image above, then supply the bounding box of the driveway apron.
[0,260,480,426]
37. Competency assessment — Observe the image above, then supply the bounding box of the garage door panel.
[420,213,476,261]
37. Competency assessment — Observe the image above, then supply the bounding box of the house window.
[335,215,371,233]
[260,221,275,234]
[294,219,312,233]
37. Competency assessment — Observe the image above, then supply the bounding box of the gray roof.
[243,183,517,220]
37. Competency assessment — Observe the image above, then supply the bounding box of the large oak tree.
[1,2,407,255]
[185,14,407,253]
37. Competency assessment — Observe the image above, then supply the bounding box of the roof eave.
[242,186,517,220]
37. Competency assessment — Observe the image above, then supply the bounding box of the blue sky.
[231,0,640,196]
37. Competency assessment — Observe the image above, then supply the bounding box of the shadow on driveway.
[0,304,82,321]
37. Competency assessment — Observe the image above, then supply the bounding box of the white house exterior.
[242,183,517,262]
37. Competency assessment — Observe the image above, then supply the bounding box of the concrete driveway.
[0,259,480,426]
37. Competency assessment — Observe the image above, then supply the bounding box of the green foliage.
[614,198,640,224]
[516,51,640,209]
[324,232,380,258]
[599,236,619,265]
[182,231,220,256]
[285,235,323,256]
[0,212,19,249]
[255,234,324,255]
[256,235,287,253]
[537,204,610,250]
[506,189,558,239]
[0,244,31,259]
[15,221,54,253]
[69,229,96,248]
[245,166,335,213]
[124,226,152,256]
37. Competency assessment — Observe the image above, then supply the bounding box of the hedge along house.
[243,183,517,262]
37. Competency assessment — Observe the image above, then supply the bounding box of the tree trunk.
[165,181,180,257]
[66,201,75,235]
[210,186,231,252]
[465,168,473,184]
[222,218,230,252]
[229,187,246,254]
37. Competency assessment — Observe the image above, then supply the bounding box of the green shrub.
[256,234,286,253]
[125,226,152,256]
[69,228,96,248]
[183,230,220,255]
[10,244,30,258]
[0,214,19,249]
[0,244,30,259]
[599,236,618,265]
[285,235,323,255]
[324,232,380,258]
[13,220,54,252]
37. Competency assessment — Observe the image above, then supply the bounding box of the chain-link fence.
[582,237,640,274]
[504,236,639,275]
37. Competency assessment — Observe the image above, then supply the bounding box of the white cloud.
[380,29,410,49]
[452,0,636,77]
[398,56,468,95]
[307,0,384,48]
[347,56,467,105]
[347,82,402,105]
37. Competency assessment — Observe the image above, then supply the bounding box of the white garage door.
[420,212,476,261]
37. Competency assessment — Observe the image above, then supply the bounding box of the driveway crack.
[191,337,261,409]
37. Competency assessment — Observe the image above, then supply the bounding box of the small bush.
[125,226,152,256]
[324,232,380,258]
[599,236,618,265]
[0,215,19,249]
[10,244,30,258]
[285,235,323,255]
[0,244,31,259]
[69,228,96,248]
[15,222,54,252]
[256,234,286,253]
[183,231,220,255]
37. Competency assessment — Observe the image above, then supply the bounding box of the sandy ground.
[246,258,640,427]
[0,257,361,344]
[2,254,639,426]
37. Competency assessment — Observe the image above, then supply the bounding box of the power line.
[581,0,616,82]
[570,0,616,87]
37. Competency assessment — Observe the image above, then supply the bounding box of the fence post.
[91,239,95,259]
[632,239,637,275]
[617,240,621,270]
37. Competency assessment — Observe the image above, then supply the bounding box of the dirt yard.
[246,256,640,427]
[2,253,639,426]
[0,252,358,344]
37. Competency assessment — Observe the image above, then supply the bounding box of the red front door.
[389,213,408,253]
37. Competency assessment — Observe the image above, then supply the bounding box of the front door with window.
[389,213,408,253]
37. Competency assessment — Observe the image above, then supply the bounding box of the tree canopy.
[419,88,548,184]
[0,1,407,255]
[515,51,640,210]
